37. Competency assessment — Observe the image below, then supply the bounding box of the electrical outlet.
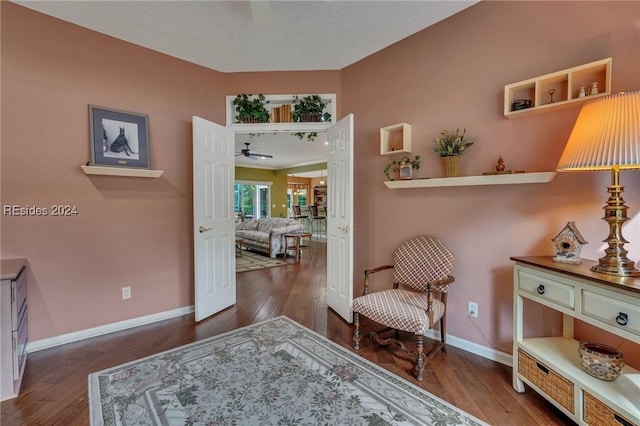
[468,301,478,318]
[122,286,131,300]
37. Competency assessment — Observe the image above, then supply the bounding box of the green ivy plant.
[233,93,270,123]
[291,95,331,141]
[434,128,474,157]
[384,155,421,181]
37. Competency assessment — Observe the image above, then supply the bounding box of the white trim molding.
[26,305,195,353]
[26,305,512,368]
[425,329,513,367]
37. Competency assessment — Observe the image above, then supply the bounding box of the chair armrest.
[364,264,394,277]
[362,264,394,295]
[426,275,455,293]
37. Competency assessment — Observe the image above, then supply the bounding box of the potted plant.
[233,93,270,123]
[384,155,421,181]
[434,128,474,177]
[292,95,331,123]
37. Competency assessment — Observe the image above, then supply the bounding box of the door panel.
[193,116,236,322]
[326,114,354,323]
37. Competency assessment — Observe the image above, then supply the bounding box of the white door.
[326,114,354,323]
[192,116,236,322]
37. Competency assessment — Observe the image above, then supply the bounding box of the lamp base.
[589,167,640,277]
[590,262,640,277]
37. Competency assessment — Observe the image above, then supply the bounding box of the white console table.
[511,256,639,426]
[1,258,28,401]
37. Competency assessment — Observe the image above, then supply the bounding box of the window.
[234,182,271,220]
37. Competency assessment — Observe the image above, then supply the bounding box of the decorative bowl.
[578,342,624,381]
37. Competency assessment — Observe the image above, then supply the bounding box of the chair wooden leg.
[440,315,447,353]
[415,334,424,381]
[353,312,361,350]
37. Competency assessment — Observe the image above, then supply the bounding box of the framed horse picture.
[88,105,150,169]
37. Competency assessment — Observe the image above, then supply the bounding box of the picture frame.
[89,105,150,169]
[399,163,413,180]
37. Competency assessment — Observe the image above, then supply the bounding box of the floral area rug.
[235,250,287,273]
[88,316,488,426]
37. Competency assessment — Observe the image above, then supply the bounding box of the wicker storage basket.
[518,349,574,413]
[583,391,637,426]
[443,155,461,177]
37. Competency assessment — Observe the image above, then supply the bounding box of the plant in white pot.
[434,128,474,177]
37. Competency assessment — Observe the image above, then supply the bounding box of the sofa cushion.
[257,217,299,233]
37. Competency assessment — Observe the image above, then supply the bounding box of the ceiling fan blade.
[251,152,273,159]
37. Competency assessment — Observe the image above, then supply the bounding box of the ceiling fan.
[236,142,273,160]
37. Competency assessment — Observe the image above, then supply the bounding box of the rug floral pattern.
[89,317,488,426]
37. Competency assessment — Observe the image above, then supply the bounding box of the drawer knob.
[536,284,545,295]
[615,312,628,326]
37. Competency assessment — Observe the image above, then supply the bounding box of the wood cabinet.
[511,256,639,425]
[1,258,28,401]
[504,58,612,119]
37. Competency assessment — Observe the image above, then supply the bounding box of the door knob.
[199,226,212,233]
[338,225,349,233]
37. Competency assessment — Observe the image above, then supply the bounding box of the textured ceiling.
[15,0,477,169]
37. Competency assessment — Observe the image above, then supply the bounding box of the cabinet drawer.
[584,391,637,426]
[13,308,28,379]
[518,270,575,310]
[518,349,574,414]
[582,290,640,338]
[11,267,26,329]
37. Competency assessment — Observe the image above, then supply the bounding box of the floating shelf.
[380,123,411,155]
[81,165,163,178]
[384,172,557,188]
[226,94,336,127]
[504,58,611,119]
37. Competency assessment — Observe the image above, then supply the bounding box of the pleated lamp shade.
[557,91,640,171]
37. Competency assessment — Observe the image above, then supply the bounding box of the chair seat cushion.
[353,289,445,335]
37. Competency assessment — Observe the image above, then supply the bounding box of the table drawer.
[584,391,637,426]
[11,266,26,329]
[518,270,575,310]
[518,349,574,414]
[582,290,640,338]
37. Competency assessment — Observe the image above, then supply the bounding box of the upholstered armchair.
[352,235,455,381]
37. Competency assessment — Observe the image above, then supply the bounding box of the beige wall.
[235,167,288,218]
[2,1,639,366]
[343,1,639,366]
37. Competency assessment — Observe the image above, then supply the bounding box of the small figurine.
[548,88,555,104]
[496,156,506,172]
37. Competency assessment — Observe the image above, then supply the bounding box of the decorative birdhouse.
[552,222,588,264]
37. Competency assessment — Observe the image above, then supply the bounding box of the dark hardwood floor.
[1,241,572,425]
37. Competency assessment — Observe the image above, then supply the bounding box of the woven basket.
[583,391,637,426]
[443,156,461,177]
[518,349,574,413]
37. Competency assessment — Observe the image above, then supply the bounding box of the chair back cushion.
[392,235,453,292]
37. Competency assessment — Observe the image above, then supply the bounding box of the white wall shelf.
[81,165,163,178]
[380,123,411,155]
[384,171,557,188]
[504,58,612,119]
[226,94,336,132]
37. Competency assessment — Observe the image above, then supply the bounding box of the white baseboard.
[26,305,195,353]
[27,306,513,368]
[425,329,513,367]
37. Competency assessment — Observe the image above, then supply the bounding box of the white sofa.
[235,217,304,258]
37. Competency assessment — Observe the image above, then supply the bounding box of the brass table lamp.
[557,91,640,277]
